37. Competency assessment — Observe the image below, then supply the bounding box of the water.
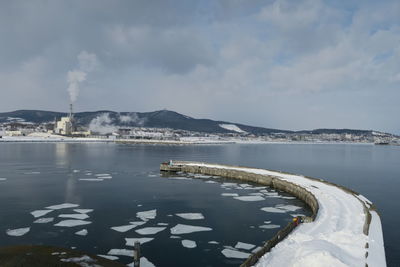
[0,143,310,266]
[0,143,398,266]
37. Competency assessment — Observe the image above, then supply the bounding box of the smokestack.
[69,103,73,119]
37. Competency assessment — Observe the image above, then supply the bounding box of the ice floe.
[137,209,157,221]
[233,195,265,201]
[79,178,103,181]
[75,229,88,236]
[221,193,239,197]
[221,248,251,259]
[130,221,147,227]
[34,217,54,224]
[157,223,169,226]
[205,180,217,184]
[125,237,154,246]
[127,257,155,267]
[95,173,111,177]
[260,207,287,213]
[208,241,219,244]
[73,170,80,173]
[60,255,96,264]
[6,227,30,236]
[135,227,166,235]
[290,214,306,217]
[31,209,53,218]
[170,224,212,235]
[46,203,79,210]
[275,204,302,212]
[259,224,280,229]
[107,248,134,257]
[235,242,256,250]
[176,213,204,220]
[98,254,119,260]
[59,214,90,220]
[73,209,93,214]
[0,178,7,181]
[54,220,92,227]
[182,239,197,248]
[111,225,137,233]
[170,235,181,239]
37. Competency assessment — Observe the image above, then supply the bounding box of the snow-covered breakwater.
[161,161,386,267]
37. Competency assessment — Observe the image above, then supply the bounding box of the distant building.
[54,116,74,135]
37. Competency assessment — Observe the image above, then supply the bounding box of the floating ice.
[235,242,256,250]
[24,171,40,175]
[75,229,88,236]
[127,257,155,267]
[290,214,306,217]
[234,196,265,201]
[59,214,89,220]
[249,192,264,196]
[107,248,134,257]
[54,220,92,227]
[79,178,103,182]
[60,255,95,264]
[73,170,80,173]
[259,224,280,229]
[221,193,239,197]
[98,254,118,260]
[95,173,111,177]
[221,248,251,259]
[130,221,147,227]
[6,227,30,236]
[0,178,7,181]
[31,209,53,218]
[170,235,181,239]
[170,224,212,235]
[97,175,112,179]
[85,173,92,176]
[34,217,54,224]
[157,223,169,226]
[194,174,211,179]
[111,225,137,233]
[46,203,79,210]
[137,209,156,221]
[252,246,262,253]
[280,196,296,200]
[169,177,192,180]
[276,204,302,212]
[261,207,286,213]
[125,237,154,246]
[205,180,217,184]
[73,209,93,214]
[176,213,204,220]
[208,241,219,244]
[135,227,166,235]
[221,182,238,187]
[182,239,197,248]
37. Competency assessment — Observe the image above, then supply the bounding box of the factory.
[53,104,91,137]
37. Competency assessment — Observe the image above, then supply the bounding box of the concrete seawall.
[160,161,386,267]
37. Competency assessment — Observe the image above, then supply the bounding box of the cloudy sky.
[0,0,399,133]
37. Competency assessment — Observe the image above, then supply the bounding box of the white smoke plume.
[67,51,98,103]
[119,113,146,126]
[88,113,118,135]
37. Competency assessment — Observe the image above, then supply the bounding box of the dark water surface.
[0,143,311,267]
[0,143,398,266]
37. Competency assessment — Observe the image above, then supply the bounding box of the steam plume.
[67,51,98,103]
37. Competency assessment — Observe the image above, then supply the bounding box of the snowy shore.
[174,162,386,267]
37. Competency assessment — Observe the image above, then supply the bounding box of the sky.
[0,0,399,134]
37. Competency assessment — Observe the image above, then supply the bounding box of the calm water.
[0,143,310,267]
[0,143,398,266]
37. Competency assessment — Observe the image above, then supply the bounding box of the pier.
[161,161,386,266]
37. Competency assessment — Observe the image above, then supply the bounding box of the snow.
[6,227,30,236]
[137,209,156,221]
[46,203,79,210]
[111,225,137,233]
[235,242,256,250]
[180,162,386,267]
[54,220,92,227]
[60,255,96,264]
[34,217,54,224]
[107,248,134,257]
[219,124,247,133]
[135,227,166,235]
[233,195,265,201]
[73,209,93,214]
[59,214,89,220]
[181,239,197,248]
[98,255,119,260]
[75,229,88,236]
[125,237,154,246]
[221,248,251,259]
[31,209,53,218]
[170,224,212,235]
[176,213,204,220]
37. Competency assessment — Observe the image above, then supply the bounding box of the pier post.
[134,241,141,267]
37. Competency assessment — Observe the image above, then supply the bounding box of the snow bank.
[178,162,386,267]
